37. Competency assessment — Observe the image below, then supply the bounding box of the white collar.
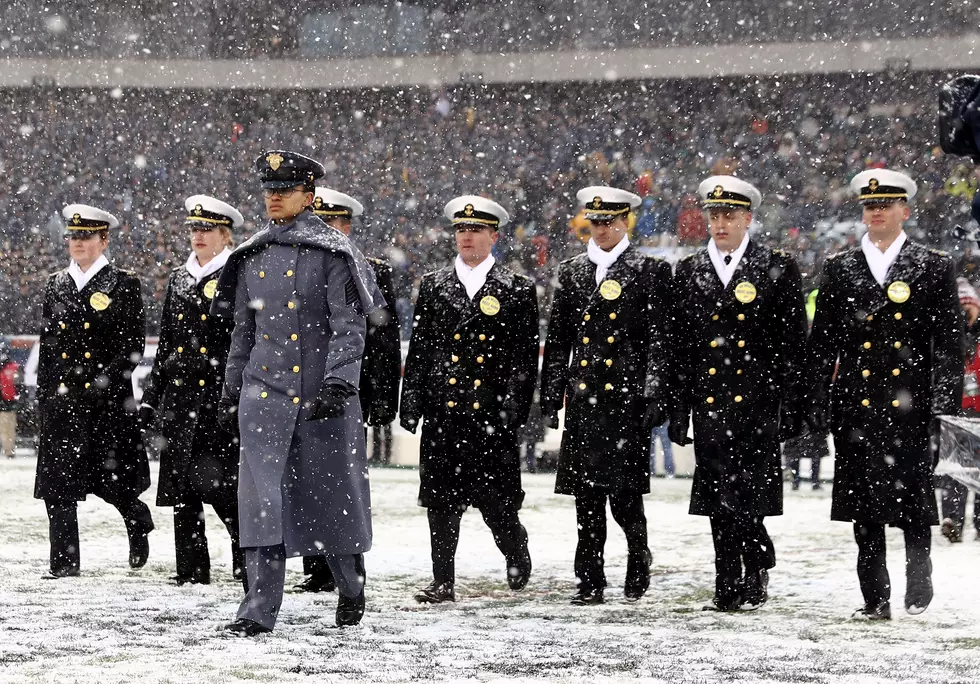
[67,254,110,292]
[587,235,630,285]
[185,247,231,284]
[454,254,495,300]
[861,230,907,288]
[707,232,750,288]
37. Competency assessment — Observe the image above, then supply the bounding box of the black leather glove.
[368,404,396,427]
[399,413,421,434]
[667,411,693,446]
[542,407,560,430]
[642,401,665,431]
[778,409,802,443]
[217,398,240,439]
[138,405,156,433]
[308,381,355,421]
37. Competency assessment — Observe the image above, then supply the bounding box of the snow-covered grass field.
[1,456,979,684]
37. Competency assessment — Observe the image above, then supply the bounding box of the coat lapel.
[884,240,929,291]
[723,239,768,299]
[839,248,892,316]
[690,248,723,296]
[436,266,476,320]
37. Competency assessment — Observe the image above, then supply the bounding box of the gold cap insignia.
[868,178,879,192]
[464,204,474,217]
[266,152,284,171]
[193,204,203,216]
[313,197,323,209]
[592,197,603,209]
[713,185,724,198]
[72,213,82,225]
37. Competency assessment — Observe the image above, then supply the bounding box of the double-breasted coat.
[540,246,673,495]
[212,212,385,555]
[806,240,962,525]
[34,265,150,501]
[142,262,237,507]
[400,263,539,510]
[671,240,807,517]
[360,257,401,425]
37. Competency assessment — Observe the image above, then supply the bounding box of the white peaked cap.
[184,194,245,228]
[444,195,510,228]
[314,187,364,217]
[576,186,642,209]
[697,176,763,211]
[849,169,917,203]
[62,203,120,230]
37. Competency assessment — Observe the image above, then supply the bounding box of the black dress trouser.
[709,512,776,602]
[174,498,242,582]
[853,521,931,608]
[573,489,648,592]
[427,498,527,584]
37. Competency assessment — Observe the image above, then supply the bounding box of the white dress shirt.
[707,232,750,288]
[185,247,232,284]
[587,235,630,285]
[454,254,495,300]
[67,254,109,292]
[861,230,907,287]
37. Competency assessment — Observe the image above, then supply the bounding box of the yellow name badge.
[734,282,757,304]
[89,292,111,311]
[203,279,218,300]
[480,295,501,316]
[599,280,622,301]
[887,280,910,304]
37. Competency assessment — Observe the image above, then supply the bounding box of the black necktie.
[724,255,732,266]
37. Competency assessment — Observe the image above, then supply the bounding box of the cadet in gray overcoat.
[213,151,385,637]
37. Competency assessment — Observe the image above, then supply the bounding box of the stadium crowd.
[0,70,976,335]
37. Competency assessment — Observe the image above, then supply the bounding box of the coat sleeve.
[774,256,808,436]
[141,276,175,409]
[644,259,673,407]
[504,279,540,424]
[35,277,56,404]
[930,256,965,416]
[399,274,435,421]
[365,261,401,421]
[540,265,573,417]
[668,259,694,417]
[222,264,254,404]
[104,274,145,391]
[805,258,843,416]
[321,253,367,390]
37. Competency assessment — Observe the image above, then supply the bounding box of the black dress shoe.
[42,568,80,579]
[336,591,366,626]
[624,548,653,601]
[128,533,149,569]
[905,580,934,615]
[570,587,604,606]
[703,592,742,612]
[852,602,892,620]
[506,528,532,591]
[293,574,336,593]
[222,618,271,637]
[740,569,769,611]
[414,581,456,604]
[171,574,210,586]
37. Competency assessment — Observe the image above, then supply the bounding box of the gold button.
[449,378,457,385]
[451,355,459,362]
[83,322,90,329]
[894,312,902,320]
[734,395,743,403]
[177,346,183,353]
[710,340,718,348]
[84,352,91,359]
[607,336,615,344]
[605,359,613,367]
[582,337,590,344]
[892,400,900,407]
[736,369,743,375]
[293,366,300,373]
[201,314,207,321]
[863,342,872,350]
[85,383,90,389]
[293,397,300,404]
[263,334,270,340]
[259,271,265,278]
[892,368,900,376]
[262,365,268,371]
[454,333,461,340]
[712,314,719,321]
[706,397,715,404]
[861,399,870,407]
[604,383,613,391]
[609,313,616,320]
[479,334,486,341]
[584,314,591,321]
[708,368,716,375]
[288,301,295,309]
[261,391,268,398]
[474,380,481,387]
[291,334,298,341]
[737,314,745,321]
[476,356,484,364]
[286,270,294,277]
[473,402,480,410]
[177,314,183,321]
[447,401,455,408]
[199,347,207,354]
[61,353,67,359]
[580,360,588,367]
[862,369,870,378]
[866,315,874,322]
[894,342,902,349]
[199,379,206,387]
[59,322,66,329]
[578,383,587,390]
[737,340,745,348]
